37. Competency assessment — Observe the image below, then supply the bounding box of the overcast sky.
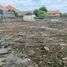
[0,0,67,13]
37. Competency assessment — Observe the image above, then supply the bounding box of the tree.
[36,10,46,19]
[34,9,39,17]
[34,7,48,20]
[60,13,67,17]
[8,10,18,17]
[11,10,18,17]
[39,7,48,12]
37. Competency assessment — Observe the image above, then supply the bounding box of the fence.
[0,16,23,23]
[44,16,67,21]
[0,16,67,23]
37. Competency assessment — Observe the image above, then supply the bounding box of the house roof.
[0,6,5,9]
[22,10,33,15]
[48,10,61,14]
[5,5,16,10]
[25,12,33,15]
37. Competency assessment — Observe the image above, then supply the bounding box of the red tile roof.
[0,6,5,9]
[0,5,16,10]
[48,11,61,14]
[5,5,16,10]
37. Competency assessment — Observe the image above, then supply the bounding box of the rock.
[0,48,11,55]
[6,51,30,65]
[16,32,26,37]
[60,43,66,46]
[0,58,6,66]
[44,46,49,51]
[62,57,67,61]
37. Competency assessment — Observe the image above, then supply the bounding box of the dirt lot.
[0,21,67,67]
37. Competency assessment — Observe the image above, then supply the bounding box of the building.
[3,10,15,17]
[0,6,5,16]
[5,5,23,17]
[15,10,23,17]
[23,11,35,21]
[23,15,35,21]
[5,5,16,11]
[0,5,16,17]
[48,10,61,16]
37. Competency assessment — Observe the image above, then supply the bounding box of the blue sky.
[0,0,67,13]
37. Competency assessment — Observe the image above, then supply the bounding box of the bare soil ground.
[0,21,67,67]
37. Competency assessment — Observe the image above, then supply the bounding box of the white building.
[23,15,35,21]
[22,11,35,21]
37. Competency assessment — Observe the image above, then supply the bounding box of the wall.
[0,16,67,23]
[0,17,23,23]
[23,15,35,21]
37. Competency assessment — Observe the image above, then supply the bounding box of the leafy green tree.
[11,10,18,17]
[8,10,18,17]
[34,9,39,17]
[34,7,48,20]
[39,7,48,12]
[37,10,45,19]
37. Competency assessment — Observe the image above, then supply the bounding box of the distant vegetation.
[8,10,18,17]
[60,13,67,17]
